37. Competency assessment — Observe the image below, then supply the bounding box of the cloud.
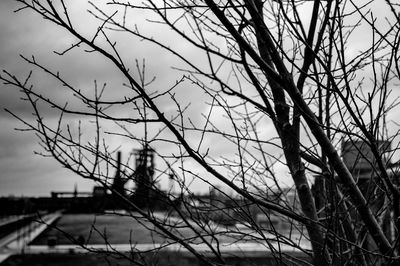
[0,0,282,196]
[2,0,398,198]
[0,116,95,196]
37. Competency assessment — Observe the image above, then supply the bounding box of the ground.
[30,213,233,245]
[1,213,312,265]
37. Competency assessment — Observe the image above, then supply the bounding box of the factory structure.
[0,139,398,237]
[110,146,159,209]
[0,146,167,214]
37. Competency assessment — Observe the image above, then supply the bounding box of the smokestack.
[116,151,121,176]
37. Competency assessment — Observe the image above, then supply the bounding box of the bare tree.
[2,0,400,265]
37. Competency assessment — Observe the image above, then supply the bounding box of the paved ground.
[0,212,61,264]
[28,212,310,254]
[30,212,236,245]
[0,212,312,265]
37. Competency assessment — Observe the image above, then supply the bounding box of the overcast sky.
[0,0,224,197]
[0,0,126,196]
[1,0,399,197]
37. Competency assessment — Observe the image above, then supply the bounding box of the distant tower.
[341,139,391,211]
[342,140,391,184]
[132,145,155,208]
[169,172,175,193]
[112,151,126,197]
[342,139,392,250]
[73,183,78,198]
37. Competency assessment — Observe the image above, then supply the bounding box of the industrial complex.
[0,140,397,265]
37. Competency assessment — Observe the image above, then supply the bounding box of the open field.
[31,213,165,245]
[0,213,312,265]
[30,213,234,245]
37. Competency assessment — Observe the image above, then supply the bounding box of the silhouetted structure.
[51,191,92,198]
[342,140,391,181]
[0,147,168,214]
[131,146,156,208]
[111,151,126,198]
[342,139,393,252]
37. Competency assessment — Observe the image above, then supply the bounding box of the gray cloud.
[0,116,96,196]
[2,0,398,198]
[0,0,318,196]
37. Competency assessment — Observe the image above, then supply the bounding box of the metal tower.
[132,146,155,208]
[111,151,126,197]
